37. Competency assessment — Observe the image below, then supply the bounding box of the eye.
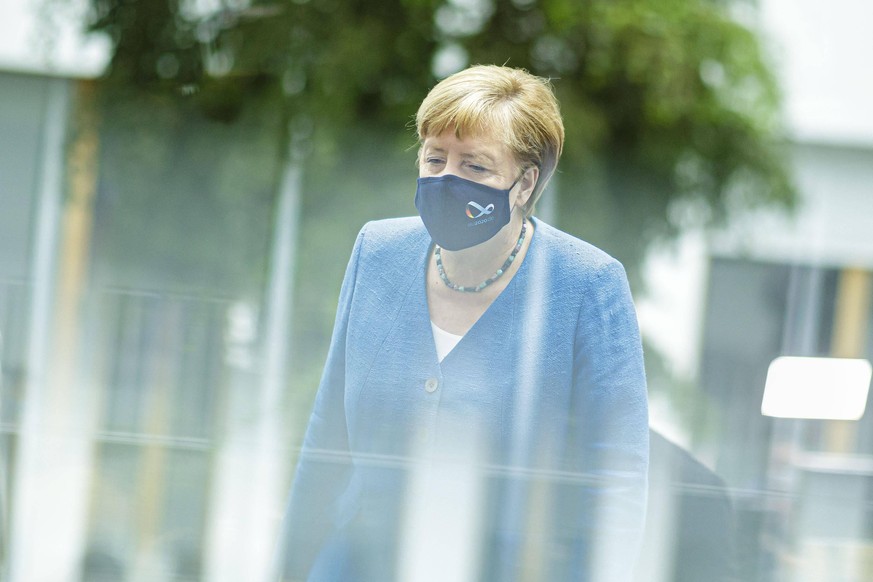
[468,164,487,173]
[425,157,444,166]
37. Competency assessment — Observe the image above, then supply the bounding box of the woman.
[276,65,648,581]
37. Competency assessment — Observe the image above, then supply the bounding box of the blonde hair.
[416,65,565,216]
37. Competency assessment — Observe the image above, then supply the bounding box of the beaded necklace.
[435,218,527,293]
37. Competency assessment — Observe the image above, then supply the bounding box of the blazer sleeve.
[569,259,649,581]
[274,225,366,581]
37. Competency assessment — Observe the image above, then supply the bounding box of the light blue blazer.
[277,217,648,581]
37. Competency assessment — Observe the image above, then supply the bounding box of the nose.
[437,156,463,177]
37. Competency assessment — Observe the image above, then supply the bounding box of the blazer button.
[424,378,439,393]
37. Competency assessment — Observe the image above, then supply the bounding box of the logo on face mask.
[466,201,495,219]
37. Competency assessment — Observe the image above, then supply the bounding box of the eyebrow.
[424,146,497,165]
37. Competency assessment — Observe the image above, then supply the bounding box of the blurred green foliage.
[83,0,794,267]
[76,0,796,405]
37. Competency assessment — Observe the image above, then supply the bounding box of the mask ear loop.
[508,167,534,217]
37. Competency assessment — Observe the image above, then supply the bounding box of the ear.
[515,166,540,208]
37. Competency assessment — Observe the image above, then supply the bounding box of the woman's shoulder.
[355,216,430,256]
[532,218,625,278]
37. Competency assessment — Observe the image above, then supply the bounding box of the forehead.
[421,130,511,161]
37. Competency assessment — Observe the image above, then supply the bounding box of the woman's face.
[420,130,533,208]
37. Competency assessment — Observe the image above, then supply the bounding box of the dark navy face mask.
[415,174,520,251]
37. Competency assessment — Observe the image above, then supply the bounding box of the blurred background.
[0,0,871,580]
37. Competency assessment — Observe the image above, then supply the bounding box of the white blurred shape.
[761,0,873,145]
[0,0,110,77]
[762,357,872,420]
[224,300,258,369]
[398,430,485,582]
[431,42,468,80]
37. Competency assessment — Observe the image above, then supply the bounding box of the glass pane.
[1,3,872,581]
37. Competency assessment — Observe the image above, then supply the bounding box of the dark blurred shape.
[81,546,124,582]
[88,0,203,87]
[636,430,738,582]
